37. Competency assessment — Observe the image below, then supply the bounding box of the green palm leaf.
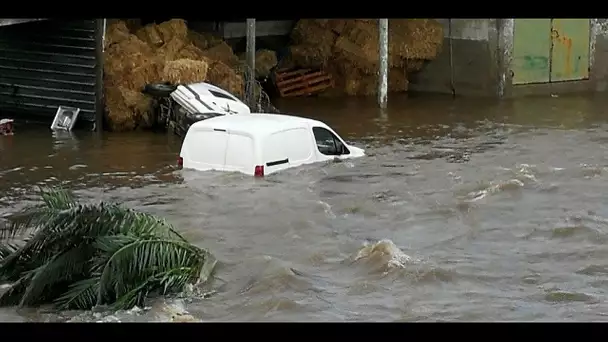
[0,188,216,310]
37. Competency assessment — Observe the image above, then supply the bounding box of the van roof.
[190,113,328,136]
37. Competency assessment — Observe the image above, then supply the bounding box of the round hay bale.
[201,41,240,67]
[156,19,189,43]
[177,43,206,60]
[290,44,332,69]
[135,24,164,48]
[104,20,130,50]
[254,49,278,78]
[206,61,244,98]
[163,59,210,84]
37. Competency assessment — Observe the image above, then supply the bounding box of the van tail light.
[177,156,183,169]
[254,165,264,177]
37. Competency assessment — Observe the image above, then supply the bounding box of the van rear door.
[184,128,229,171]
[224,132,256,175]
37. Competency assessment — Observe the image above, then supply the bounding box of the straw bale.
[206,61,244,98]
[156,37,188,62]
[103,35,154,79]
[255,49,278,78]
[333,36,376,74]
[389,19,444,60]
[406,58,426,73]
[104,85,153,131]
[291,19,338,50]
[135,24,164,48]
[188,30,224,51]
[163,59,210,84]
[290,44,332,69]
[201,41,240,67]
[327,19,348,35]
[107,58,165,92]
[156,19,189,43]
[176,43,207,60]
[124,19,142,34]
[104,20,130,50]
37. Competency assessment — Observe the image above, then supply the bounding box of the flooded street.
[3,93,608,321]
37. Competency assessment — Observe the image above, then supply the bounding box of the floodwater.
[2,93,608,321]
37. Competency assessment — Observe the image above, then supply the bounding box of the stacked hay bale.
[284,19,443,97]
[103,19,248,132]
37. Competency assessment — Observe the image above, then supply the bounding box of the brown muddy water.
[2,93,608,322]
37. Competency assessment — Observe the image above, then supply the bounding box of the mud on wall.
[408,19,499,97]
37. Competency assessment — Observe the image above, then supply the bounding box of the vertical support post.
[378,19,388,109]
[94,18,105,133]
[246,19,256,108]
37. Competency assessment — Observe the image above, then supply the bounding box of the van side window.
[312,127,350,156]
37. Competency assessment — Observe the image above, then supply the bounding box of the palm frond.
[97,238,206,305]
[0,187,216,310]
[54,277,100,310]
[18,245,93,307]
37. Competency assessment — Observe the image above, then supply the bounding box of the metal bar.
[246,19,256,108]
[94,19,105,133]
[378,19,388,109]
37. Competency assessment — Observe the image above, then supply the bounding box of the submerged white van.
[178,113,365,176]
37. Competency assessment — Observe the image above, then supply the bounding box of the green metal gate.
[512,19,590,85]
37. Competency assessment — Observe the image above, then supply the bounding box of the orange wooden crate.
[275,68,333,97]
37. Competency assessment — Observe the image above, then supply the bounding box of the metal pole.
[246,19,256,108]
[378,19,388,109]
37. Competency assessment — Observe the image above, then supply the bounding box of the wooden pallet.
[275,68,333,97]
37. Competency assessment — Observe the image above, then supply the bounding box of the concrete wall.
[410,18,608,98]
[408,19,500,97]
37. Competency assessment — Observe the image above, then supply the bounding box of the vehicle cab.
[178,113,365,176]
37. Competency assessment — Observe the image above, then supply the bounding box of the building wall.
[408,19,500,97]
[0,19,103,128]
[410,18,608,98]
[500,19,608,97]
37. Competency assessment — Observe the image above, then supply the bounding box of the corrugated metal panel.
[0,19,98,122]
[0,19,48,27]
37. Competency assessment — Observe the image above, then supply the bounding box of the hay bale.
[291,19,338,50]
[389,19,444,60]
[163,59,210,84]
[156,19,189,43]
[104,20,130,49]
[188,30,224,51]
[176,43,207,60]
[114,58,165,92]
[104,86,154,131]
[333,36,376,74]
[124,19,142,34]
[255,49,277,78]
[290,44,332,69]
[156,37,188,62]
[327,19,348,35]
[206,61,244,98]
[201,41,239,67]
[406,58,426,73]
[103,35,154,79]
[135,24,164,48]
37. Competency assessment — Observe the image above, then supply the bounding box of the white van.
[178,113,365,176]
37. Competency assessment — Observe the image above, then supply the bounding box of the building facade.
[409,19,608,98]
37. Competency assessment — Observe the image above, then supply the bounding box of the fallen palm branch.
[0,188,216,310]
